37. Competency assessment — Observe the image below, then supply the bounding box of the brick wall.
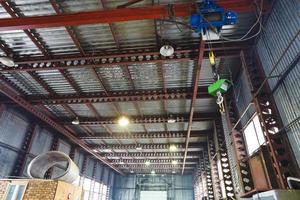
[0,179,82,200]
[23,180,57,200]
[0,180,10,199]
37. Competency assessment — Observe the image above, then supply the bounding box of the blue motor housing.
[190,0,238,34]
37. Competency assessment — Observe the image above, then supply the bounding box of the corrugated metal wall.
[255,0,300,166]
[233,69,256,127]
[0,105,116,192]
[113,175,194,200]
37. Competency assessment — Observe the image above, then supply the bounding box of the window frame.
[4,181,27,200]
[243,113,266,156]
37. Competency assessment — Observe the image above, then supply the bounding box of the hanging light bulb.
[171,160,178,165]
[118,116,130,127]
[145,160,151,166]
[72,117,80,125]
[119,160,125,165]
[160,45,174,57]
[0,56,15,67]
[169,144,177,152]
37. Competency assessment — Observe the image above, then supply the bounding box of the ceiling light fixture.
[171,160,178,165]
[119,161,125,165]
[102,149,112,153]
[118,116,130,127]
[145,160,151,166]
[130,170,134,174]
[136,146,143,151]
[172,170,176,174]
[0,56,15,67]
[169,144,177,152]
[160,45,174,57]
[151,170,155,175]
[167,117,176,123]
[72,117,80,125]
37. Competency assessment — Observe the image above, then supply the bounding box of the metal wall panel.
[86,157,95,178]
[94,162,103,181]
[0,109,29,148]
[29,126,53,155]
[113,175,194,200]
[0,146,19,178]
[57,139,71,155]
[74,149,85,172]
[233,69,255,127]
[256,0,300,166]
[102,167,110,185]
[0,108,29,178]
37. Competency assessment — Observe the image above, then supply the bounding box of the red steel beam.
[0,4,193,31]
[182,39,205,174]
[0,2,259,31]
[0,76,123,174]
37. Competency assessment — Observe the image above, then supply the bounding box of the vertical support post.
[208,134,222,199]
[45,136,59,178]
[214,120,236,199]
[223,98,254,195]
[240,50,300,188]
[12,124,38,177]
[69,145,76,160]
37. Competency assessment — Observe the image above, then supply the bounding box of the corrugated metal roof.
[0,0,259,174]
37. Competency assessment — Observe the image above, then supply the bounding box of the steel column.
[214,120,236,199]
[11,124,38,177]
[208,132,222,199]
[223,97,254,196]
[241,50,300,188]
[182,39,205,174]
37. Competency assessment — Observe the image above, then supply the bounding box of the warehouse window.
[4,183,26,200]
[243,114,265,155]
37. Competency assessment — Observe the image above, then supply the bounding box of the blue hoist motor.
[190,0,238,34]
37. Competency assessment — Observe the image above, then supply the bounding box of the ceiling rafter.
[99,0,120,49]
[1,46,246,72]
[62,112,215,125]
[93,142,205,151]
[80,130,210,140]
[0,0,124,173]
[49,0,86,55]
[0,76,122,174]
[23,87,210,105]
